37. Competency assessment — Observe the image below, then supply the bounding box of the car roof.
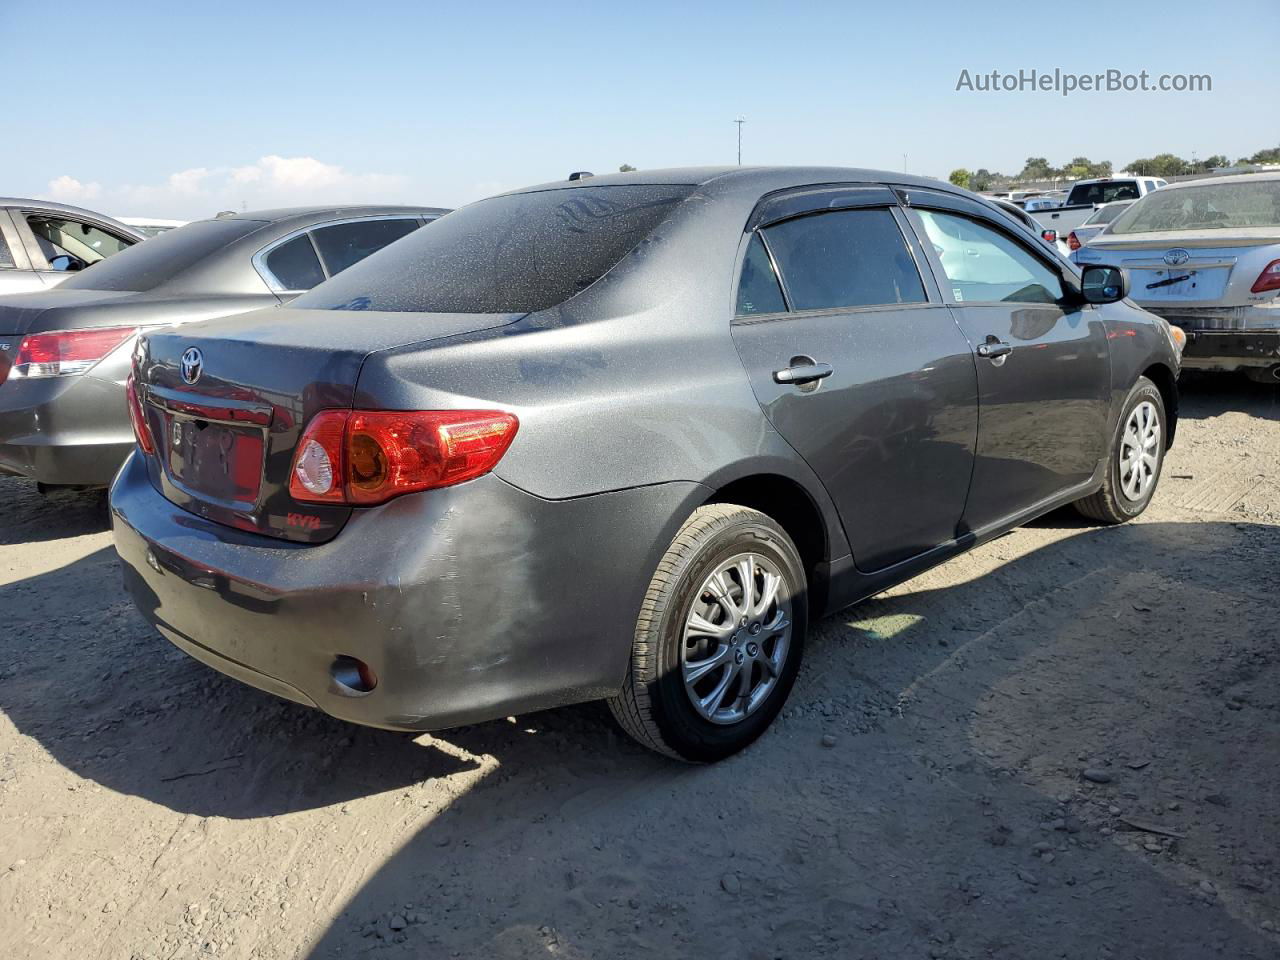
[498,166,965,201]
[1158,171,1280,191]
[211,204,451,227]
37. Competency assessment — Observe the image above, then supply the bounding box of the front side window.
[26,215,131,270]
[916,210,1063,304]
[311,218,423,277]
[735,233,786,315]
[761,208,926,311]
[264,235,326,291]
[295,184,694,314]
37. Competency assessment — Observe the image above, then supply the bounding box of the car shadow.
[1,519,1277,957]
[1178,370,1279,421]
[0,475,108,544]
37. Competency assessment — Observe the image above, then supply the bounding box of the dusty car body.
[0,205,446,488]
[1077,173,1280,380]
[111,167,1182,761]
[0,198,143,295]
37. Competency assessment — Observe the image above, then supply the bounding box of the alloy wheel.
[1119,400,1160,501]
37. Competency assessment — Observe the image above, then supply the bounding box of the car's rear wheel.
[608,504,807,762]
[1074,376,1165,524]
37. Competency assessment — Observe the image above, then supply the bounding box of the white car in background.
[115,217,188,238]
[1076,173,1280,382]
[1023,196,1062,212]
[1067,200,1136,259]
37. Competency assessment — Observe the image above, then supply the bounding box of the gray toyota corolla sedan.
[0,205,445,490]
[110,167,1182,761]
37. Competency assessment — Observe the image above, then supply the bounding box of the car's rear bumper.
[1178,330,1280,371]
[110,451,705,732]
[0,374,133,485]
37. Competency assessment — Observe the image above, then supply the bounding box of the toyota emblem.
[180,347,203,384]
[1163,248,1191,266]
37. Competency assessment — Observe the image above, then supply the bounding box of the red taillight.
[125,374,154,454]
[1250,258,1280,294]
[1041,229,1057,244]
[288,409,519,506]
[11,326,138,378]
[1067,232,1082,251]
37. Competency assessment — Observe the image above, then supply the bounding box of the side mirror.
[1080,264,1129,304]
[48,254,83,272]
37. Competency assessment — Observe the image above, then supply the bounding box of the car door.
[899,188,1111,534]
[729,187,979,572]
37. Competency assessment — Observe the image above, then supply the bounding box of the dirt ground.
[1,375,1277,960]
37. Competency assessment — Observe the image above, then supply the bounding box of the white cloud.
[46,175,102,202]
[41,155,411,219]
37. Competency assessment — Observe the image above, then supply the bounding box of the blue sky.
[4,0,1276,217]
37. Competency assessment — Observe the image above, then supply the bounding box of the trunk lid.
[1083,233,1280,307]
[136,307,523,543]
[0,288,137,337]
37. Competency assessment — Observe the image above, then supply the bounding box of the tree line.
[948,145,1280,191]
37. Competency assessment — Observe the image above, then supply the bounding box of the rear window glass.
[59,218,263,292]
[311,218,422,276]
[1085,202,1132,226]
[762,208,926,311]
[1067,181,1140,205]
[1109,179,1280,233]
[294,184,694,314]
[264,235,326,290]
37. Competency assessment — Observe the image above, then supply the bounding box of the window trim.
[252,214,434,294]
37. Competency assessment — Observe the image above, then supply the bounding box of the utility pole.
[735,118,745,165]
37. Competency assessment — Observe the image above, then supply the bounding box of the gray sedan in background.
[0,205,446,489]
[0,198,144,294]
[112,167,1182,762]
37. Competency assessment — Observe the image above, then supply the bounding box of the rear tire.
[1244,364,1280,385]
[1074,376,1165,524]
[608,504,808,762]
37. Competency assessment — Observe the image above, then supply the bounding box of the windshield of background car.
[1068,181,1140,205]
[58,218,265,292]
[1109,179,1280,234]
[293,184,695,314]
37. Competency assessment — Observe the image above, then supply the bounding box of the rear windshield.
[1085,202,1132,226]
[1109,179,1280,234]
[293,184,695,314]
[1067,181,1140,205]
[59,218,264,292]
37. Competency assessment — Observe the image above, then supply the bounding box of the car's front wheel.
[1074,376,1166,524]
[608,504,807,762]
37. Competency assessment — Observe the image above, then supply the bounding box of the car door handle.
[773,361,833,385]
[976,340,1012,360]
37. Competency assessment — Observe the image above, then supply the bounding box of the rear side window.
[761,208,926,311]
[311,218,422,277]
[736,234,786,315]
[264,235,326,291]
[294,184,694,314]
[0,231,13,269]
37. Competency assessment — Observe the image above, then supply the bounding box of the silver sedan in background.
[1078,173,1280,382]
[0,199,143,294]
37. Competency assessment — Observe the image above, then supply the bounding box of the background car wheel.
[1244,364,1280,385]
[608,504,808,762]
[1074,376,1166,524]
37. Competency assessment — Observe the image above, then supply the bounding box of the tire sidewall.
[1108,379,1165,518]
[647,517,807,762]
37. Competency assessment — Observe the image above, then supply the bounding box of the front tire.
[1074,376,1166,524]
[608,504,808,762]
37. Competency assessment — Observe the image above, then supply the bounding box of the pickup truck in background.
[1033,176,1168,239]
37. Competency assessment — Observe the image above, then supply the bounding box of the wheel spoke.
[686,611,733,641]
[752,571,781,619]
[684,644,732,685]
[699,660,740,717]
[704,571,741,622]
